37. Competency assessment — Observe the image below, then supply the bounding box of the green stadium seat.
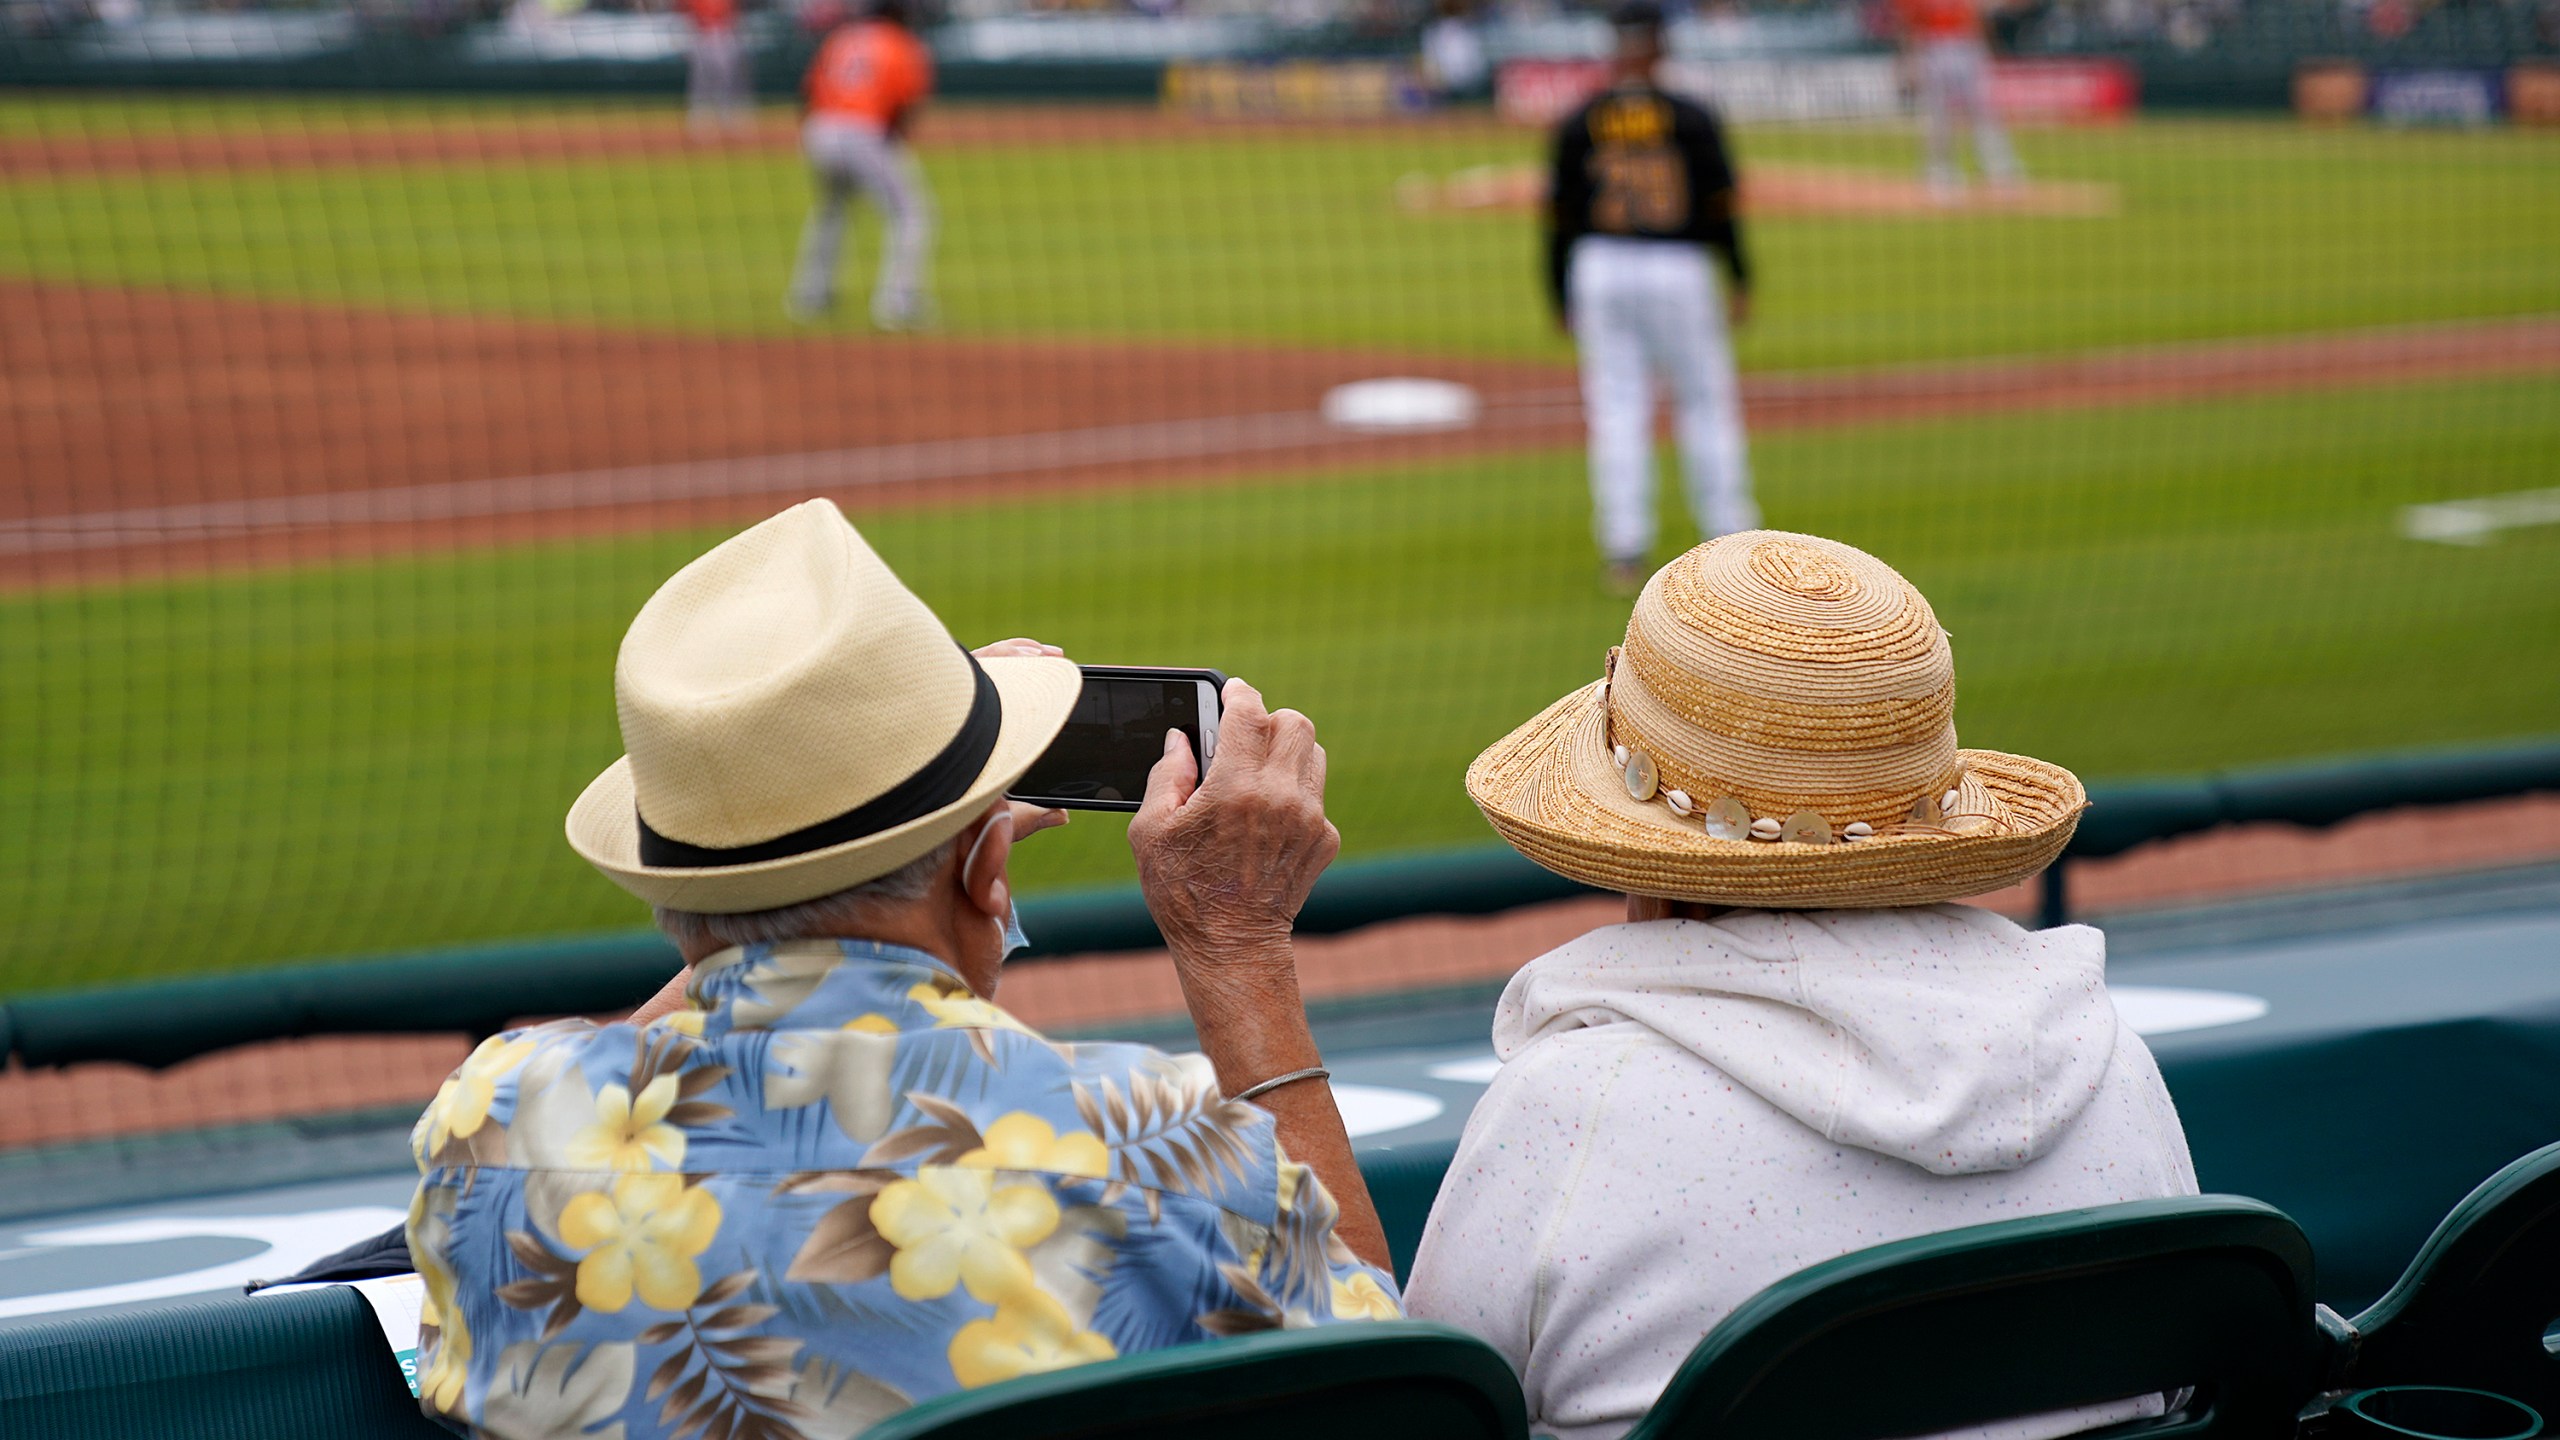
[2343,1140,2560,1416]
[1621,1196,2323,1440]
[859,1321,1530,1440]
[0,1286,441,1440]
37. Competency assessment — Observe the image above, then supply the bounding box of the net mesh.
[1,8,2556,1008]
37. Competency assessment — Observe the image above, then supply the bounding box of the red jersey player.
[1891,0,2022,197]
[683,0,750,137]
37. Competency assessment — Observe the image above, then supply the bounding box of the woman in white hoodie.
[1404,532,2197,1440]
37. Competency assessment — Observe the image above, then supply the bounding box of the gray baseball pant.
[687,30,750,133]
[1916,37,2022,187]
[788,117,932,326]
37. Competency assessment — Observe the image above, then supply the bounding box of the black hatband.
[636,648,1003,869]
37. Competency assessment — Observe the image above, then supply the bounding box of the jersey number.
[828,49,875,89]
[1591,147,1689,234]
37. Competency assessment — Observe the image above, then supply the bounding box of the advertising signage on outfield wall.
[1495,56,2136,127]
[2293,61,2558,125]
[1990,59,2141,122]
[2367,67,2505,125]
[1162,60,1431,120]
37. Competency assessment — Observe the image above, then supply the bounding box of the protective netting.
[1,6,2555,998]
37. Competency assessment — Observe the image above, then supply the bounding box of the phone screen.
[1010,672,1216,810]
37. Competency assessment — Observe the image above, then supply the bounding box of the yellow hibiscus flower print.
[417,1270,472,1413]
[957,1113,1109,1180]
[559,1173,722,1313]
[1330,1272,1401,1321]
[949,1288,1117,1389]
[411,1192,472,1414]
[1276,1160,1308,1216]
[870,1166,1059,1302]
[845,1013,899,1035]
[652,1008,708,1038]
[906,983,1037,1037]
[565,1075,686,1172]
[419,1034,537,1156]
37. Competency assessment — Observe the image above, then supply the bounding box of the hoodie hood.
[1493,906,2118,1176]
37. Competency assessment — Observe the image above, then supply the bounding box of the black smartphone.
[1008,666,1227,812]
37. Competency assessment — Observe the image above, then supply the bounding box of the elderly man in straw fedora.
[1403,531,2198,1440]
[406,499,1398,1440]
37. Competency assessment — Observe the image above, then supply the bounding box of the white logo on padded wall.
[1330,1083,1446,1138]
[0,1206,406,1322]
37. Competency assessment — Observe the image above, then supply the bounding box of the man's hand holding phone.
[1129,677,1339,965]
[1125,678,1385,1267]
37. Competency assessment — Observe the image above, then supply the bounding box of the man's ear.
[958,803,1015,920]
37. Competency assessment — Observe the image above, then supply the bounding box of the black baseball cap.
[1610,0,1667,32]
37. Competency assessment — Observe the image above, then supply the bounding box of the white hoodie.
[1403,906,2198,1440]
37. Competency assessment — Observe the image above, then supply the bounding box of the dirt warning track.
[0,104,1522,182]
[5,279,2557,588]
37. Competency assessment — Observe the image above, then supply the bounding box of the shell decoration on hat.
[1466,531,2086,910]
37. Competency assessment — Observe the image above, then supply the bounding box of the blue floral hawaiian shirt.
[407,938,1401,1439]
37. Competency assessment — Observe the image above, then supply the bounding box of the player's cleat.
[784,293,834,325]
[870,296,937,334]
[1605,559,1648,598]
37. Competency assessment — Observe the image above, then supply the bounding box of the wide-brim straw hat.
[568,498,1079,914]
[1467,531,2085,909]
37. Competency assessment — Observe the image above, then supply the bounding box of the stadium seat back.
[859,1320,1530,1440]
[2347,1140,2560,1415]
[0,1286,441,1440]
[1624,1196,2322,1440]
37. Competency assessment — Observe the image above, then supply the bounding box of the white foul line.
[0,394,1576,558]
[2399,487,2560,546]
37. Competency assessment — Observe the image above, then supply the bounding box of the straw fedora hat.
[567,499,1080,914]
[1467,531,2085,909]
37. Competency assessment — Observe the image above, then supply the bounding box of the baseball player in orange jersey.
[786,0,934,330]
[1892,0,2022,197]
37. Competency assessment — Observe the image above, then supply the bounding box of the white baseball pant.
[1916,37,2021,188]
[1570,235,1756,566]
[788,117,933,328]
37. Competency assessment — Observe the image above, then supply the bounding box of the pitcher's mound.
[1754,164,2117,216]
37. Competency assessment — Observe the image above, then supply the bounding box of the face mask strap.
[962,807,1015,905]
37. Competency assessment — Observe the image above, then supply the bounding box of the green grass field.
[7,376,2555,987]
[3,103,2556,365]
[3,94,2557,988]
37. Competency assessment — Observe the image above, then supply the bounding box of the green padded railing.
[2035,735,2560,926]
[5,737,2553,1072]
[0,1286,443,1440]
[863,1321,1530,1440]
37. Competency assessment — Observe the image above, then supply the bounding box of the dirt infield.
[7,789,2556,1152]
[8,278,2558,588]
[0,104,1522,181]
[0,279,1572,587]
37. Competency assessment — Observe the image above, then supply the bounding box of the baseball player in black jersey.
[1549,0,1756,594]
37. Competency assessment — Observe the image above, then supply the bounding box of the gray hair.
[652,837,958,952]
